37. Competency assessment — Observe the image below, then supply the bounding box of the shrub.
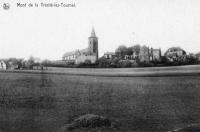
[84,59,92,65]
[118,60,132,68]
[98,57,111,68]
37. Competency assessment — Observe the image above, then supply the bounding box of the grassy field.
[3,65,200,77]
[0,66,200,132]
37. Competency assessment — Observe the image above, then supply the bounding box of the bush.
[98,57,112,68]
[84,59,92,65]
[118,60,132,68]
[65,114,112,131]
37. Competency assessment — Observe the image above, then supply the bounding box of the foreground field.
[0,67,200,132]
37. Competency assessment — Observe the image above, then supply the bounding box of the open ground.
[0,65,200,132]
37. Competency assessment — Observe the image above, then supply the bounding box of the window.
[93,42,96,52]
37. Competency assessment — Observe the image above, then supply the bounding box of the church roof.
[63,50,79,57]
[63,48,89,57]
[79,48,88,54]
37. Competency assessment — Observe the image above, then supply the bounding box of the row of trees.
[5,55,200,69]
[3,56,44,69]
[97,55,200,68]
[3,45,200,69]
[98,57,137,68]
[98,44,200,68]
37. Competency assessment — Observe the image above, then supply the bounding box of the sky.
[0,0,200,60]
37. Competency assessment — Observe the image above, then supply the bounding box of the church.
[62,28,99,64]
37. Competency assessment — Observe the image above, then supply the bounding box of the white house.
[0,60,7,70]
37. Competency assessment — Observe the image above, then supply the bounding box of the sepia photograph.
[0,0,200,132]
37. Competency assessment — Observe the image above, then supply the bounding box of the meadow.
[0,65,200,132]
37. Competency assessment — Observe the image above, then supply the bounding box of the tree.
[98,57,111,68]
[84,59,92,65]
[6,58,23,69]
[132,44,141,55]
[41,59,52,66]
[27,56,36,69]
[17,59,23,69]
[186,54,198,64]
[115,45,128,58]
[164,47,186,56]
[118,60,132,68]
[127,47,134,55]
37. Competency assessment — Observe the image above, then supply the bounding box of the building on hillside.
[150,48,162,62]
[139,46,150,63]
[116,46,161,63]
[104,52,115,59]
[62,28,99,64]
[164,47,186,62]
[0,60,7,70]
[125,55,136,60]
[133,52,139,60]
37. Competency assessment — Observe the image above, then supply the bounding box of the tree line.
[2,44,200,69]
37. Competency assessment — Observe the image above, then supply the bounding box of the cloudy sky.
[0,0,200,60]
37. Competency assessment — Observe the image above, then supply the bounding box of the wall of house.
[152,50,161,61]
[75,55,97,64]
[139,47,150,62]
[104,53,115,59]
[63,54,77,61]
[177,51,184,56]
[0,61,7,70]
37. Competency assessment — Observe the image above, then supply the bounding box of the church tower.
[88,27,98,60]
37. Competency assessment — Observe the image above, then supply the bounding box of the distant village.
[1,28,200,70]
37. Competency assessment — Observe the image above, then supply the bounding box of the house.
[164,47,186,62]
[133,52,139,60]
[0,60,7,70]
[104,52,116,59]
[124,55,135,60]
[150,48,162,62]
[7,61,19,70]
[139,46,150,63]
[115,45,161,63]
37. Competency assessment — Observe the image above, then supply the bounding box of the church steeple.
[88,27,98,60]
[91,27,96,37]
